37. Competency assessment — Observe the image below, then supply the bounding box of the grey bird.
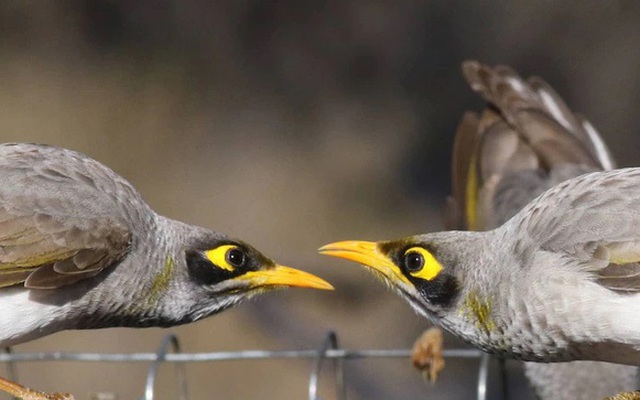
[446,62,636,399]
[0,143,333,398]
[319,64,640,367]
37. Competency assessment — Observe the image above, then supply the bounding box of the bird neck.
[74,215,233,329]
[69,214,186,329]
[434,230,509,353]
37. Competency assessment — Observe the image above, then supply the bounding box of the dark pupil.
[226,248,246,267]
[405,252,424,272]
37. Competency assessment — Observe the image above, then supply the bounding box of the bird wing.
[462,61,614,170]
[513,168,640,293]
[0,144,134,289]
[449,61,615,231]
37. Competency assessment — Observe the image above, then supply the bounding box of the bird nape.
[0,142,333,400]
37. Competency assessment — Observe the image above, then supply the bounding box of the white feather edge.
[0,287,69,347]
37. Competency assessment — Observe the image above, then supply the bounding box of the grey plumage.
[320,62,640,371]
[0,143,135,290]
[0,143,332,348]
[450,61,637,399]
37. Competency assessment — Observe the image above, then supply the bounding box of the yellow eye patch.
[205,245,238,272]
[405,247,442,281]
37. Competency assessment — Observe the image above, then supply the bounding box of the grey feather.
[462,60,603,169]
[25,264,103,289]
[0,143,133,288]
[0,142,315,356]
[452,61,637,399]
[510,168,640,293]
[52,249,110,274]
[0,270,33,287]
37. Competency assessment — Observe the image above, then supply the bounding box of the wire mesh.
[142,334,188,400]
[0,332,505,400]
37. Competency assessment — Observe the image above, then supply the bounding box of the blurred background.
[1,1,639,399]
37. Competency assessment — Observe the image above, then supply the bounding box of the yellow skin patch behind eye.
[205,245,238,272]
[460,291,496,333]
[405,247,443,281]
[145,256,176,305]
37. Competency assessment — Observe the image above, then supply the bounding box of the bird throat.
[460,291,496,334]
[145,256,176,305]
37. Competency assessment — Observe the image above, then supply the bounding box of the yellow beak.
[235,265,334,290]
[318,240,411,286]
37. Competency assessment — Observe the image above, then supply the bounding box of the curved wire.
[477,353,490,400]
[142,334,188,400]
[308,331,345,400]
[476,353,507,400]
[499,358,508,400]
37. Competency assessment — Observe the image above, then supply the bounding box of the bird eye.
[204,244,247,271]
[403,247,442,281]
[226,248,246,268]
[404,251,425,272]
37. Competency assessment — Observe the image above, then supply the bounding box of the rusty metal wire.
[0,332,505,400]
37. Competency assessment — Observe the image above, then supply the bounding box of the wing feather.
[457,62,638,293]
[511,168,640,293]
[0,143,136,289]
[25,264,103,289]
[452,61,610,229]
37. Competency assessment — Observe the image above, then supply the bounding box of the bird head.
[175,237,333,320]
[319,235,461,318]
[186,240,332,293]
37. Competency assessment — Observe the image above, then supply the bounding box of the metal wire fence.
[1,331,506,400]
